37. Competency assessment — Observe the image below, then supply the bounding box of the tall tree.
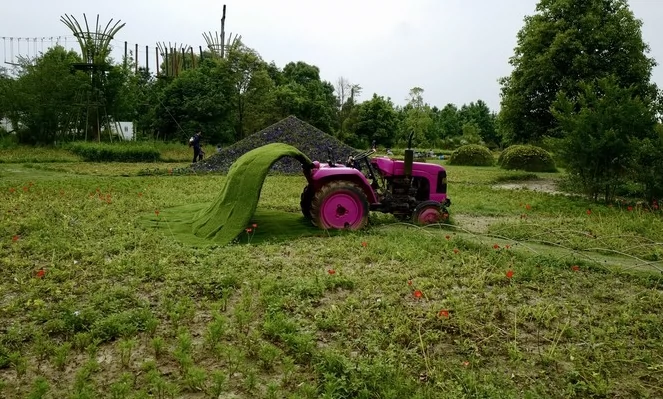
[350,94,398,147]
[276,61,337,133]
[552,76,658,201]
[498,0,657,144]
[458,100,499,146]
[223,41,277,140]
[10,46,89,144]
[402,87,433,145]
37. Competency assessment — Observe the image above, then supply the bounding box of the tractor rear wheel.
[310,181,369,230]
[412,202,447,225]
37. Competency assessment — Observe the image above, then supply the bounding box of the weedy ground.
[1,155,662,399]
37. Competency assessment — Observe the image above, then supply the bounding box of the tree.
[276,61,337,133]
[552,75,658,202]
[458,100,499,146]
[10,46,89,144]
[499,0,657,144]
[223,41,276,140]
[154,61,235,144]
[433,104,462,139]
[402,87,433,145]
[350,94,398,147]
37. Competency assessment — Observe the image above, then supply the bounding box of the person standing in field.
[190,132,202,163]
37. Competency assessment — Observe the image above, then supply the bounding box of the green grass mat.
[140,142,339,246]
[142,205,346,247]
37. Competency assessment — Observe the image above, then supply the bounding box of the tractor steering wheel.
[350,148,376,164]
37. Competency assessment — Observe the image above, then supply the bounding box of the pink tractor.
[300,133,451,230]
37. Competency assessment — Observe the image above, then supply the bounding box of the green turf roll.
[190,142,313,244]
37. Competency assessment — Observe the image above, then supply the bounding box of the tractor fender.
[312,171,378,204]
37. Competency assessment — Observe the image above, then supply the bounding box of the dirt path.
[491,178,574,197]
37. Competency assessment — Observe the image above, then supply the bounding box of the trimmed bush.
[449,144,494,166]
[68,142,161,162]
[498,145,557,173]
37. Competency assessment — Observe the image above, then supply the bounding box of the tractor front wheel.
[412,202,448,225]
[310,181,369,230]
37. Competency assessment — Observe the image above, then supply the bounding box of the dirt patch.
[452,214,509,234]
[492,179,570,196]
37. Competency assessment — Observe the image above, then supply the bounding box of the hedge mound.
[192,116,359,174]
[498,145,557,172]
[449,144,494,166]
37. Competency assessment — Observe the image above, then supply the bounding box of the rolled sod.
[190,142,313,243]
[141,142,348,247]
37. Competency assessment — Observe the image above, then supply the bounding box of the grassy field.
[1,154,662,398]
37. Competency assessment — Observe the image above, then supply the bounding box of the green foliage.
[8,46,89,144]
[552,76,658,201]
[499,0,657,144]
[449,144,494,166]
[633,127,663,202]
[349,94,398,148]
[154,64,235,144]
[498,144,557,172]
[68,142,161,162]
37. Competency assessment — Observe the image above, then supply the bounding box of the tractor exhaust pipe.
[404,131,415,180]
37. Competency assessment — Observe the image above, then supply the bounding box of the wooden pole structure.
[191,47,195,68]
[221,4,226,58]
[124,41,127,68]
[134,43,138,74]
[155,46,159,76]
[145,45,149,73]
[164,49,169,76]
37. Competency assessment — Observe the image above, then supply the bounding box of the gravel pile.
[192,116,359,174]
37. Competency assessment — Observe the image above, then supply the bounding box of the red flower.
[586,209,592,215]
[252,223,257,228]
[438,309,449,318]
[505,244,511,249]
[361,241,367,247]
[413,290,422,298]
[493,244,500,249]
[35,268,45,278]
[12,235,19,242]
[462,361,469,367]
[245,228,252,233]
[627,206,633,211]
[506,269,514,279]
[407,280,412,286]
[327,269,336,275]
[23,186,28,192]
[525,204,532,210]
[9,187,15,193]
[453,248,459,254]
[571,265,580,271]
[154,209,160,216]
[445,235,450,240]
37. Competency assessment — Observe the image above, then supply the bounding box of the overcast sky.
[2,0,662,112]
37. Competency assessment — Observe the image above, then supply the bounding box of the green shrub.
[68,142,161,162]
[448,144,494,166]
[498,145,557,172]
